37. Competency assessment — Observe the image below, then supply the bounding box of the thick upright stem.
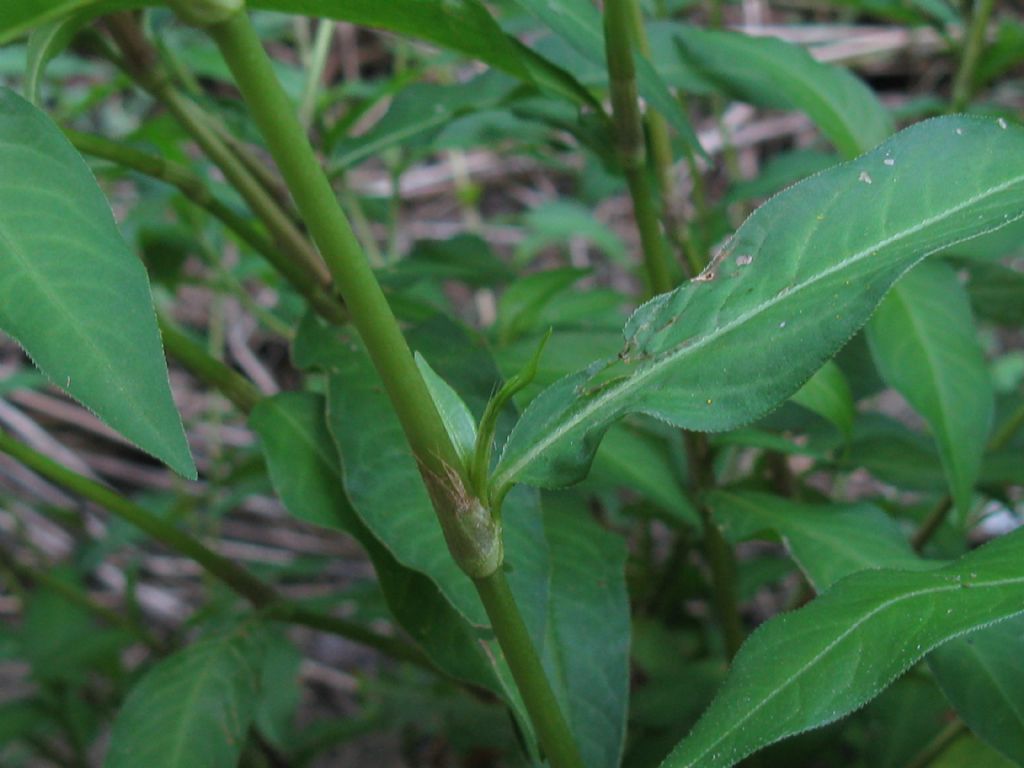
[476,570,585,768]
[196,10,579,763]
[951,0,996,112]
[205,12,459,481]
[604,0,673,296]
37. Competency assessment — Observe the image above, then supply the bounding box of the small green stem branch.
[989,397,1024,454]
[0,428,426,666]
[911,496,953,552]
[912,406,1020,551]
[67,129,345,324]
[194,8,580,764]
[0,548,163,650]
[476,570,585,768]
[104,13,332,292]
[904,719,966,768]
[604,0,674,296]
[950,0,996,112]
[158,315,263,414]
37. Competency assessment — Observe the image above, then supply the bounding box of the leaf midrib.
[675,573,1024,768]
[495,171,1024,490]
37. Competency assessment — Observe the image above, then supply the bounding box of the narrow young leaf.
[867,261,994,514]
[105,626,265,768]
[661,527,1024,768]
[25,11,95,104]
[494,117,1024,495]
[0,88,195,478]
[414,352,477,466]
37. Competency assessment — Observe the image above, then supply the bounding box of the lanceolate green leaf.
[669,24,892,157]
[105,626,265,768]
[661,528,1024,768]
[867,261,994,514]
[0,88,195,478]
[494,116,1024,495]
[712,491,1024,765]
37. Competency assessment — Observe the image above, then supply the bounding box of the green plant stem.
[158,315,263,414]
[66,129,268,258]
[989,397,1024,453]
[904,719,967,768]
[199,11,580,764]
[0,548,163,650]
[66,129,346,325]
[475,570,585,768]
[215,122,296,211]
[0,428,427,666]
[604,0,673,296]
[685,431,743,660]
[950,0,996,112]
[104,14,331,291]
[911,496,953,552]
